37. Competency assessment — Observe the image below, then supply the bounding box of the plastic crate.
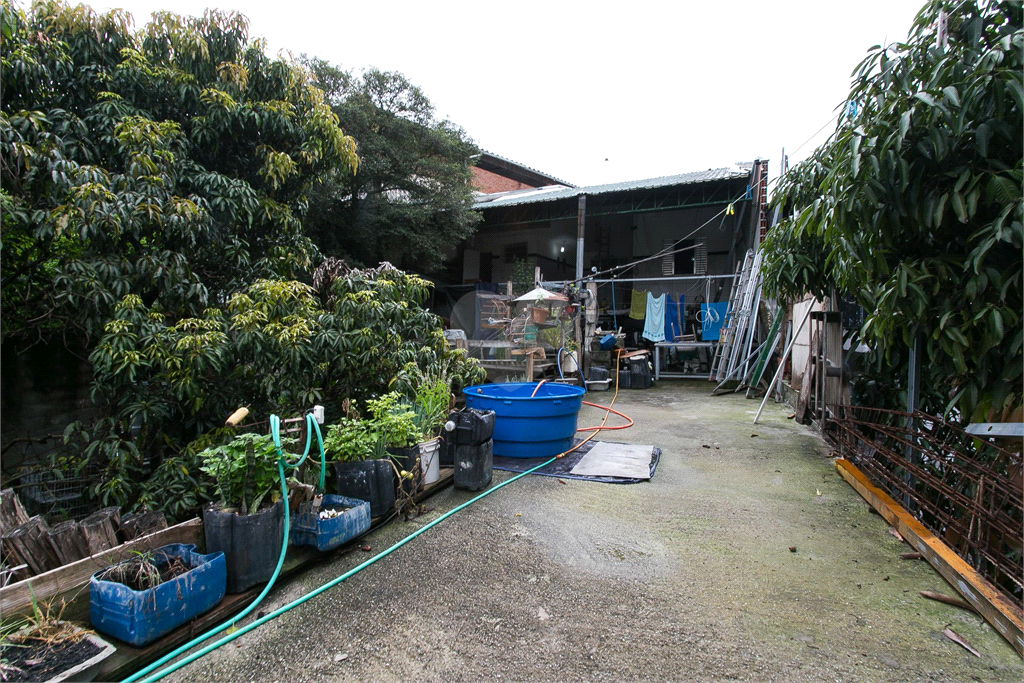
[291,494,371,552]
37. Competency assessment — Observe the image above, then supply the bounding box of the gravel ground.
[163,382,1023,683]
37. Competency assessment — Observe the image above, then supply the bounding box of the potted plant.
[409,379,453,486]
[198,433,287,593]
[324,412,397,519]
[89,543,226,646]
[1,596,115,683]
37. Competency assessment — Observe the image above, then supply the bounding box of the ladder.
[710,250,753,380]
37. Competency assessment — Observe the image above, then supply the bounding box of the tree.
[303,60,481,273]
[0,1,358,348]
[761,0,1022,420]
[81,264,484,516]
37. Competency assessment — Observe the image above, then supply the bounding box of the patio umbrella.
[513,287,568,303]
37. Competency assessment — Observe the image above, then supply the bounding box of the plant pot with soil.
[198,433,288,593]
[408,379,453,487]
[323,405,402,519]
[0,602,115,683]
[89,543,226,646]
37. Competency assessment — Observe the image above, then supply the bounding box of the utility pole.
[575,195,586,283]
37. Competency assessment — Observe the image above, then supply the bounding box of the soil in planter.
[0,636,100,682]
[95,554,192,591]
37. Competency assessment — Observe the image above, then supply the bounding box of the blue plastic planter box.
[291,494,370,551]
[90,543,226,647]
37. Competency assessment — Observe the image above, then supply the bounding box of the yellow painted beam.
[835,458,1023,656]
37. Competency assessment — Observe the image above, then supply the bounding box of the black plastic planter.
[334,459,396,518]
[439,433,455,468]
[203,501,284,594]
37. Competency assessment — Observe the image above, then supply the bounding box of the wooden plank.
[0,518,203,618]
[835,458,1024,656]
[119,510,168,542]
[795,329,818,422]
[80,507,120,554]
[47,520,90,565]
[3,516,61,575]
[0,488,30,534]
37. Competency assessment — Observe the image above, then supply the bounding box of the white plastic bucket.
[418,438,441,485]
[560,348,578,374]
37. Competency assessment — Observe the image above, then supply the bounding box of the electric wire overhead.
[568,189,750,285]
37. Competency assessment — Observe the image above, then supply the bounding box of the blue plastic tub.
[291,494,371,551]
[463,382,586,458]
[90,543,226,647]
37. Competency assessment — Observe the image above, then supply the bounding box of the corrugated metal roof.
[474,167,750,210]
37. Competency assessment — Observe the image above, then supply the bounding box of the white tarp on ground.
[568,442,654,480]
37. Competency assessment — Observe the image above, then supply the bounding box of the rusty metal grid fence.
[828,404,1023,603]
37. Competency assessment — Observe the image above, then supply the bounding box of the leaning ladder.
[711,250,753,380]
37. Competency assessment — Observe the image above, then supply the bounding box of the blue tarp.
[700,302,729,341]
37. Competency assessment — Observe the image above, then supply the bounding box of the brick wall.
[471,166,538,194]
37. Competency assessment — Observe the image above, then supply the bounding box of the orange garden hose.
[577,402,633,431]
[554,348,632,458]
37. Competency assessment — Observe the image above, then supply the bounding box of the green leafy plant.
[323,417,380,463]
[761,0,1022,420]
[302,62,481,273]
[366,392,423,448]
[410,379,451,439]
[197,433,286,515]
[324,391,425,462]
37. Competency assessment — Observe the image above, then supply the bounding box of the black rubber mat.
[492,439,661,484]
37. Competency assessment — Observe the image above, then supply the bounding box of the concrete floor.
[165,382,1023,683]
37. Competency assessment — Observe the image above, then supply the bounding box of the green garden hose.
[132,454,558,683]
[121,413,324,683]
[131,389,631,683]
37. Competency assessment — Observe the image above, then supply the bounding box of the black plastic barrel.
[454,440,493,491]
[203,501,283,594]
[439,434,455,468]
[452,409,495,446]
[334,459,396,517]
[618,368,632,389]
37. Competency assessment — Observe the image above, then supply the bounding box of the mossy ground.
[166,381,1022,683]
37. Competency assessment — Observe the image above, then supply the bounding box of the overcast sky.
[97,0,925,188]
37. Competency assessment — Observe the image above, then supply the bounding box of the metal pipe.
[754,305,813,424]
[575,195,586,282]
[550,274,737,285]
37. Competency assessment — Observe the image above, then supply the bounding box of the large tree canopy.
[0,1,358,347]
[302,60,480,273]
[761,0,1022,420]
